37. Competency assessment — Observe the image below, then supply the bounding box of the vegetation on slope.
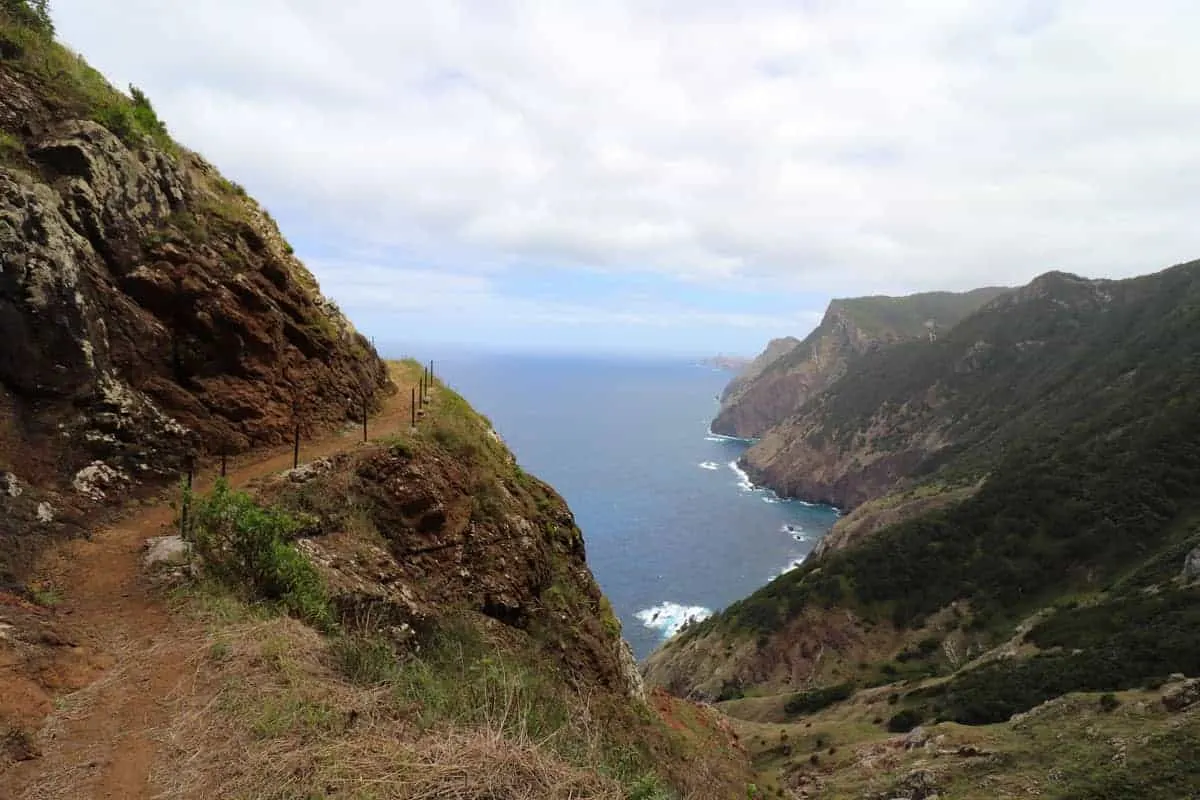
[723,264,1200,634]
[0,0,388,593]
[653,262,1200,740]
[720,680,1200,799]
[0,1,171,150]
[713,286,1008,440]
[170,364,753,798]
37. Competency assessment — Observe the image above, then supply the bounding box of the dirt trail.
[1,376,418,800]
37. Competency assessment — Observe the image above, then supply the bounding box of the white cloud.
[51,0,1200,299]
[312,257,816,334]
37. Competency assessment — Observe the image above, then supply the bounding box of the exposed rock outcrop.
[1182,546,1200,583]
[0,56,389,586]
[1162,678,1200,712]
[258,434,645,701]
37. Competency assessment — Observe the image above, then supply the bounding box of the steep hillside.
[1,363,754,798]
[0,11,754,796]
[712,288,1007,439]
[739,269,1190,508]
[713,336,801,434]
[0,7,389,587]
[647,258,1200,706]
[647,260,1200,793]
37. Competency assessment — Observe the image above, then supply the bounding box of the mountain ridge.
[645,258,1200,796]
[711,286,1009,440]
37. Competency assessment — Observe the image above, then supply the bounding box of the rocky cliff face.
[259,432,646,701]
[0,39,388,585]
[737,274,1118,510]
[712,289,1008,439]
[712,336,801,436]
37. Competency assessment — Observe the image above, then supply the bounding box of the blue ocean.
[410,351,839,659]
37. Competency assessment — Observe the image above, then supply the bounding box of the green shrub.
[1098,692,1120,713]
[886,708,924,733]
[0,0,52,36]
[912,585,1200,725]
[92,85,169,147]
[0,130,21,163]
[716,681,745,702]
[186,479,331,628]
[783,683,854,716]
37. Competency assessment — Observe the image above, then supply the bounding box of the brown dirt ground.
[0,367,420,800]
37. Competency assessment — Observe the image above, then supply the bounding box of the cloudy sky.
[51,1,1200,356]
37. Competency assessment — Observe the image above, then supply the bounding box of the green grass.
[251,695,340,739]
[0,130,22,164]
[378,622,675,796]
[28,584,62,608]
[0,10,175,151]
[330,634,398,686]
[1056,726,1200,799]
[184,479,332,629]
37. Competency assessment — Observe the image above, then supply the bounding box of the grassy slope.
[831,286,1012,339]
[765,286,1011,376]
[714,287,1010,440]
[171,361,753,799]
[722,682,1199,799]
[716,263,1200,641]
[650,262,1200,792]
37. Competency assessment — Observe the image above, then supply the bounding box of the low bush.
[783,683,855,716]
[186,479,331,628]
[886,708,924,733]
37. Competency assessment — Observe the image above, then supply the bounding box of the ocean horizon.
[386,347,838,659]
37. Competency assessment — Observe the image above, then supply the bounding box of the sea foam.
[781,524,807,541]
[635,602,713,639]
[772,555,807,578]
[698,461,720,470]
[728,460,756,492]
[705,430,758,444]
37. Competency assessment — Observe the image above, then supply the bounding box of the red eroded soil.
[0,376,417,800]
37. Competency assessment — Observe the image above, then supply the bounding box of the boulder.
[885,768,940,800]
[902,726,930,750]
[1162,678,1200,712]
[1183,546,1200,582]
[143,535,192,568]
[0,472,21,497]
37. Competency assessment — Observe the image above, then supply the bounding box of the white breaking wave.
[728,460,756,492]
[636,602,713,639]
[705,430,758,444]
[781,524,807,541]
[773,555,808,578]
[761,495,781,504]
[698,461,721,470]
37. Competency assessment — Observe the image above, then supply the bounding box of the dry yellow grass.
[150,616,630,800]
